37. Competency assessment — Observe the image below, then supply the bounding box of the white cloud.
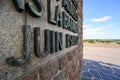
[84,26,106,36]
[83,24,114,39]
[83,25,91,28]
[91,16,112,22]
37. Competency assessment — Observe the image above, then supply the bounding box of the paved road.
[83,47,120,65]
[81,59,120,80]
[81,47,120,80]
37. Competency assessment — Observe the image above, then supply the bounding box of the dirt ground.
[83,42,120,65]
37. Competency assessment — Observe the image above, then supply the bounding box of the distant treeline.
[83,39,120,44]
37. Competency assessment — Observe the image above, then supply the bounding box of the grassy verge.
[83,39,120,44]
[116,41,120,44]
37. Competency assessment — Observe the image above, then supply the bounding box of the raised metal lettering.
[62,0,77,21]
[55,32,63,52]
[50,31,55,53]
[71,0,78,9]
[44,29,50,53]
[66,34,69,48]
[62,0,70,12]
[12,0,24,12]
[6,25,31,67]
[62,11,68,29]
[47,0,56,24]
[34,27,48,58]
[25,0,44,17]
[55,5,62,26]
[74,22,78,33]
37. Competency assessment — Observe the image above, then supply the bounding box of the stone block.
[68,51,74,61]
[0,0,83,80]
[39,60,59,80]
[59,54,68,70]
[54,70,66,80]
[21,72,39,80]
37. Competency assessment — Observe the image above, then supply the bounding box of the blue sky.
[83,0,120,39]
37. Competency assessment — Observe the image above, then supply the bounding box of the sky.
[83,0,120,39]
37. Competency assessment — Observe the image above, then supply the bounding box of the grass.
[83,40,95,43]
[83,39,120,44]
[116,41,120,44]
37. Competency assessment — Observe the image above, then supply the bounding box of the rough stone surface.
[59,54,68,70]
[0,0,83,80]
[21,72,39,80]
[54,70,66,80]
[39,60,59,80]
[68,51,74,61]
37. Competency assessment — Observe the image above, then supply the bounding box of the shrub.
[88,40,95,43]
[116,42,120,44]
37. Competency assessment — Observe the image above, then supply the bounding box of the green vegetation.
[83,40,95,43]
[95,40,113,43]
[116,41,120,44]
[83,39,120,44]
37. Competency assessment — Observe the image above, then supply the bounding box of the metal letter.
[25,0,44,17]
[55,32,63,52]
[71,0,78,9]
[6,25,31,67]
[74,22,78,33]
[55,5,62,26]
[44,29,50,53]
[50,31,55,53]
[75,36,78,44]
[47,0,56,24]
[69,35,72,47]
[67,16,71,31]
[12,0,24,12]
[66,34,69,48]
[62,0,71,14]
[62,11,68,29]
[34,27,48,58]
[63,0,77,21]
[58,32,63,50]
[69,18,73,31]
[72,36,75,45]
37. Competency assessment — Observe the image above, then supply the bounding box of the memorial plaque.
[6,0,78,67]
[0,0,83,79]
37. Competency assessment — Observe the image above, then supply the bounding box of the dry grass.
[83,39,120,44]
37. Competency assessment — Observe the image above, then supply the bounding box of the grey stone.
[0,0,82,80]
[82,59,120,80]
[54,70,66,80]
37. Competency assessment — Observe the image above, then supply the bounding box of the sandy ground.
[83,42,120,65]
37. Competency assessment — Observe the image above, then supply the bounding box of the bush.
[116,42,120,44]
[83,40,95,43]
[83,39,114,44]
[87,40,95,43]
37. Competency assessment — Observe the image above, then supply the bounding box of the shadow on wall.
[81,59,120,80]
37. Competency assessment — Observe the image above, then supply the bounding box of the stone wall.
[0,0,83,80]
